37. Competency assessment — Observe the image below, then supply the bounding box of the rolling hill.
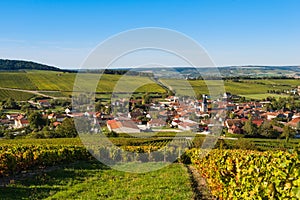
[0,59,61,71]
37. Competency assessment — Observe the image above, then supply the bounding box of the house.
[224,119,243,129]
[14,118,29,129]
[171,119,181,127]
[226,104,236,111]
[287,117,300,129]
[48,113,56,120]
[228,124,243,134]
[56,114,67,122]
[52,121,61,127]
[6,113,19,120]
[284,111,293,119]
[37,99,51,108]
[252,119,264,127]
[178,121,198,131]
[65,108,71,114]
[147,118,166,128]
[223,92,232,99]
[292,113,300,119]
[67,113,83,118]
[107,120,140,133]
[267,112,280,120]
[165,96,179,102]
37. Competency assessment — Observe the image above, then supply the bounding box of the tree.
[55,118,77,138]
[259,121,279,138]
[296,122,300,131]
[3,98,18,109]
[28,112,46,131]
[95,101,105,112]
[41,126,54,138]
[142,93,151,105]
[281,125,295,143]
[243,119,257,137]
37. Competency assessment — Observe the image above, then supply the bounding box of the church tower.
[202,94,208,112]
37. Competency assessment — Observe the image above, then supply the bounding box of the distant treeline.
[0,59,62,71]
[78,69,154,77]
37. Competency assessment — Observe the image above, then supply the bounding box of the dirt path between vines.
[187,165,216,200]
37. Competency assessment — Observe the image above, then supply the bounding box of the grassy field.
[0,160,194,200]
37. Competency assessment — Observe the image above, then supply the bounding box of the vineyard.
[186,148,300,199]
[0,138,195,199]
[0,137,191,177]
[1,137,300,199]
[159,78,300,97]
[0,71,299,100]
[0,89,35,101]
[0,143,90,177]
[0,73,37,90]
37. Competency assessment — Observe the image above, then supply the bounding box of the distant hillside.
[0,59,61,71]
[131,65,300,79]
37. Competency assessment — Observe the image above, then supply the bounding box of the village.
[1,88,300,139]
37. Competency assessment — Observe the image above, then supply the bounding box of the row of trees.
[243,118,296,141]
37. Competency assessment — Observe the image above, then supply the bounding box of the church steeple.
[202,94,208,112]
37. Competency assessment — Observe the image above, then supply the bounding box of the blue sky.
[0,0,299,68]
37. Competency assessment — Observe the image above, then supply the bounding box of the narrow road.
[150,77,173,94]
